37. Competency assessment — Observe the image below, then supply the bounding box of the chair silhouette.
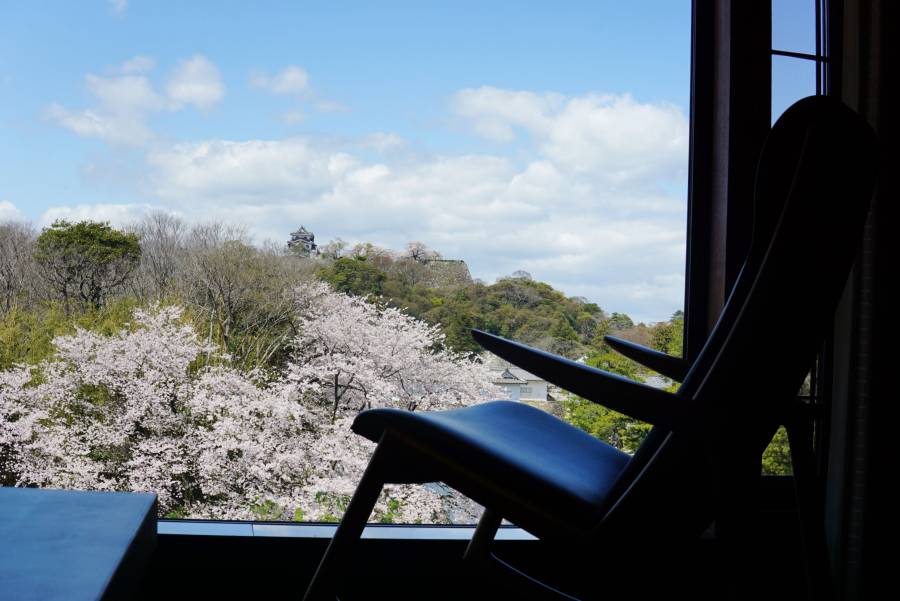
[303,96,877,600]
[601,96,861,599]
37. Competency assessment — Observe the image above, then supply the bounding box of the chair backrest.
[592,96,878,542]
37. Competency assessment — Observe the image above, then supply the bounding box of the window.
[772,0,829,120]
[759,0,834,476]
[0,2,690,525]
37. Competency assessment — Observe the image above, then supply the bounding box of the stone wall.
[420,259,472,288]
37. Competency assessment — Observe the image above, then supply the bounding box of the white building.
[485,352,549,402]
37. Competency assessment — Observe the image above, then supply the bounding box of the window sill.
[157,519,537,540]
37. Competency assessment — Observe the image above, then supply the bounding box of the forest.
[0,216,790,522]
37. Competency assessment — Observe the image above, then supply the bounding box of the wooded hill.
[315,253,685,361]
[0,218,789,473]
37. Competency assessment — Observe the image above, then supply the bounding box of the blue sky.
[0,1,816,323]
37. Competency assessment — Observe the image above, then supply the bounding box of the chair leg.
[714,445,765,601]
[463,507,502,561]
[786,419,834,601]
[487,553,582,601]
[303,440,391,601]
[463,510,581,600]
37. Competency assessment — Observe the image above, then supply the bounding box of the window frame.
[151,0,766,536]
[149,0,782,536]
[0,2,793,546]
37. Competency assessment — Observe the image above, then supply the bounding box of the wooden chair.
[303,96,877,600]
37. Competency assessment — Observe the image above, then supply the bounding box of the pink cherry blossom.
[0,285,503,522]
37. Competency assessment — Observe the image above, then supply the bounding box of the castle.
[287,226,318,257]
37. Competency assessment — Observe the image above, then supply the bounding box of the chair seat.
[352,400,630,525]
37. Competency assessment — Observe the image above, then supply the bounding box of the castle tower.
[287,226,318,257]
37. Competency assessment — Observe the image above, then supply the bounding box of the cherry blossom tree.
[0,283,501,522]
[1,306,212,510]
[287,281,495,418]
[284,282,500,521]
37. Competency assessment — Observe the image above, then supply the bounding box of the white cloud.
[251,66,310,97]
[141,124,686,319]
[166,56,224,110]
[86,72,167,113]
[47,55,223,146]
[46,103,154,146]
[0,200,24,222]
[359,132,405,152]
[250,65,345,119]
[45,67,164,146]
[452,87,563,142]
[280,109,305,124]
[38,203,156,228]
[52,86,687,320]
[146,139,357,203]
[452,87,688,184]
[120,55,155,75]
[109,0,128,16]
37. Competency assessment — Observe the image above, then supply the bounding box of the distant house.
[485,353,549,402]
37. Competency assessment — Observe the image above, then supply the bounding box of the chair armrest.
[472,330,684,428]
[604,335,690,382]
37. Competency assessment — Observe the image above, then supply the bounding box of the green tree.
[586,349,643,382]
[316,257,386,297]
[605,312,634,331]
[650,313,684,357]
[761,426,793,475]
[0,221,36,315]
[184,231,304,370]
[34,220,141,312]
[561,396,653,453]
[559,347,651,452]
[0,296,140,369]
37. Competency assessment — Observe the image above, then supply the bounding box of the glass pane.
[1,2,690,525]
[762,426,793,475]
[761,370,811,476]
[772,0,817,55]
[772,55,817,123]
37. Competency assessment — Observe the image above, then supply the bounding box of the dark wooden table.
[0,487,157,600]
